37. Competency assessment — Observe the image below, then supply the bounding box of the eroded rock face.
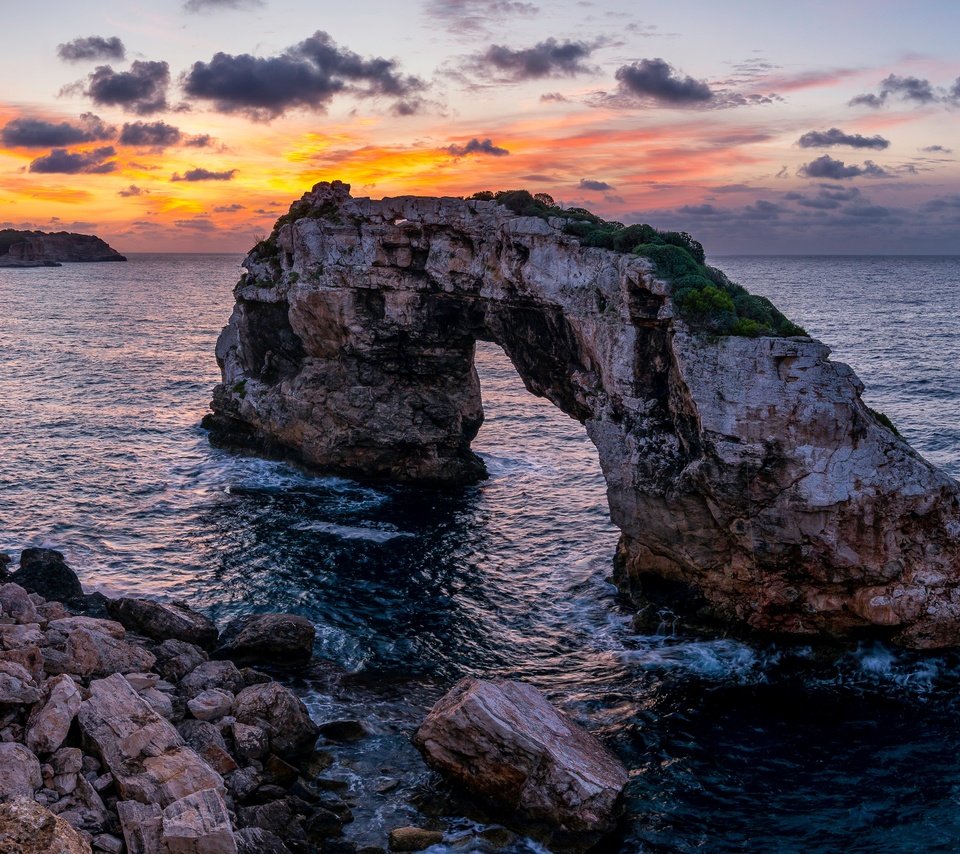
[206,180,960,648]
[414,678,627,848]
[0,798,92,853]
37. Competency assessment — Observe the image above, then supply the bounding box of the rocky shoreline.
[0,230,126,267]
[0,548,628,854]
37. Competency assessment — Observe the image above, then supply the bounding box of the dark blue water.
[1,254,959,852]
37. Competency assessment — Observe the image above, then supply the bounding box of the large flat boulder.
[414,678,628,846]
[106,598,218,649]
[78,673,223,807]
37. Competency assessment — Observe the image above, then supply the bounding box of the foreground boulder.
[207,180,960,648]
[233,681,319,758]
[10,549,84,604]
[414,678,627,848]
[106,597,218,649]
[0,743,42,798]
[0,797,92,853]
[213,613,315,666]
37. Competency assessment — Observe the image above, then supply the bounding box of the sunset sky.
[2,0,958,254]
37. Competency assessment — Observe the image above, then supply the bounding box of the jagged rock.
[155,639,209,683]
[232,722,269,762]
[414,678,627,844]
[117,800,162,854]
[213,613,315,666]
[1,647,44,683]
[63,627,156,677]
[0,742,42,798]
[187,688,234,722]
[0,797,92,853]
[233,682,319,758]
[236,797,307,846]
[0,661,42,705]
[225,767,260,802]
[105,598,218,649]
[92,833,124,854]
[388,827,444,852]
[235,826,293,854]
[207,180,960,648]
[160,788,237,854]
[10,549,84,604]
[180,660,245,698]
[26,673,82,754]
[0,584,39,624]
[176,720,238,776]
[78,673,222,807]
[0,624,44,651]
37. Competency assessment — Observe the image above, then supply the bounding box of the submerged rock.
[206,180,960,648]
[414,678,627,847]
[213,612,315,666]
[388,826,444,851]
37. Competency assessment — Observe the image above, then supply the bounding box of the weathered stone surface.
[64,627,156,677]
[78,674,222,807]
[388,826,444,852]
[213,613,315,666]
[180,660,245,698]
[106,598,218,649]
[232,722,269,761]
[0,624,44,651]
[206,180,960,647]
[0,661,42,705]
[0,742,42,798]
[156,639,209,683]
[233,682,319,758]
[26,673,82,754]
[117,800,162,854]
[0,584,39,625]
[235,826,293,854]
[176,720,238,776]
[0,646,44,683]
[0,797,92,853]
[161,788,237,854]
[10,549,84,604]
[413,678,627,839]
[187,688,234,722]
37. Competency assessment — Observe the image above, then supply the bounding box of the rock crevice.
[206,180,960,648]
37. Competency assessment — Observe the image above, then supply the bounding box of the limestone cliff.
[205,181,960,648]
[0,230,126,266]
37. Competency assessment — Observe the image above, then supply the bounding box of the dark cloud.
[471,38,595,81]
[76,61,170,115]
[171,167,237,181]
[1,113,115,148]
[850,74,938,107]
[540,92,569,103]
[183,0,263,10]
[519,174,557,182]
[182,30,424,120]
[678,204,720,216]
[57,36,125,63]
[446,138,509,157]
[844,204,891,218]
[798,155,888,180]
[922,195,960,212]
[119,121,182,148]
[185,134,214,147]
[614,58,712,105]
[579,178,613,191]
[214,203,245,212]
[424,0,538,33]
[796,196,841,210]
[797,127,889,150]
[174,216,217,230]
[741,200,782,219]
[28,146,117,174]
[921,144,952,154]
[118,185,147,197]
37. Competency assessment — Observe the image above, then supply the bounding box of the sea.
[1,253,959,852]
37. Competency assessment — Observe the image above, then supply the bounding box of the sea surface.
[1,253,959,852]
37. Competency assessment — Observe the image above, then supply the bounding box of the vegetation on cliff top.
[470,190,807,339]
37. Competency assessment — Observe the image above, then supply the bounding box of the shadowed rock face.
[206,180,960,648]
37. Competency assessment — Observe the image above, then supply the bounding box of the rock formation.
[0,230,126,267]
[206,180,960,648]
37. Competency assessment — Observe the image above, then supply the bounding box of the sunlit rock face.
[206,181,960,648]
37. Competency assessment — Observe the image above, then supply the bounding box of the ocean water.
[1,253,959,852]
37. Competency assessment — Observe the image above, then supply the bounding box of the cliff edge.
[205,180,960,648]
[0,230,126,266]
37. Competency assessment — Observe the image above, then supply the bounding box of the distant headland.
[0,229,126,267]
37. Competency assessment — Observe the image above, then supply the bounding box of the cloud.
[57,36,125,62]
[579,178,613,191]
[174,216,217,230]
[171,167,237,181]
[469,38,596,82]
[678,204,720,216]
[797,127,889,150]
[118,185,148,197]
[921,144,952,154]
[1,113,115,148]
[74,60,170,115]
[519,174,557,182]
[850,74,938,107]
[424,0,538,33]
[844,204,891,219]
[540,92,569,103]
[798,155,888,180]
[922,195,960,212]
[214,203,245,212]
[119,121,182,148]
[183,0,263,10]
[445,138,509,157]
[28,146,117,174]
[614,58,713,105]
[182,30,424,120]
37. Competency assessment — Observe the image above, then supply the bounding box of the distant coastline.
[0,229,126,267]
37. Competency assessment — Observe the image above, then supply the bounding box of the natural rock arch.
[206,181,960,648]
